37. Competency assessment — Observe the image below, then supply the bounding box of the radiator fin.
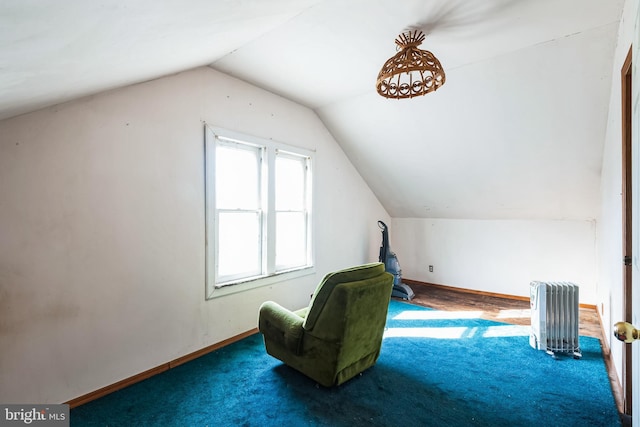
[529,281,581,358]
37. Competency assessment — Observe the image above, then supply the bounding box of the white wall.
[0,67,389,403]
[598,0,638,396]
[391,218,597,302]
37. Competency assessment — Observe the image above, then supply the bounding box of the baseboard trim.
[65,328,259,408]
[403,279,597,310]
[596,306,625,415]
[597,307,611,356]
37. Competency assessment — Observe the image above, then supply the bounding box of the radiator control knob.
[614,321,640,343]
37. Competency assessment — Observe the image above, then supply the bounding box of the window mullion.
[264,147,276,275]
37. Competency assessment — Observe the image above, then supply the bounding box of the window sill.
[206,266,316,299]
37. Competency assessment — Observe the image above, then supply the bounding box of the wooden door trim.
[622,44,633,417]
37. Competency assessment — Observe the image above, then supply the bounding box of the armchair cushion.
[258,301,305,355]
[304,262,386,332]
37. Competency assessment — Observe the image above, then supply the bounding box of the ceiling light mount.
[376,29,446,99]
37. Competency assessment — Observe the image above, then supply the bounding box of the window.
[275,152,311,270]
[205,126,313,298]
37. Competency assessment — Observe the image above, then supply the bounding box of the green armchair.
[258,263,394,386]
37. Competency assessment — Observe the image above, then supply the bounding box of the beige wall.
[0,67,389,403]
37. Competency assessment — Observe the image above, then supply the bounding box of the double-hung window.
[205,126,313,298]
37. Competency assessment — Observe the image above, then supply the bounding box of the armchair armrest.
[259,301,305,355]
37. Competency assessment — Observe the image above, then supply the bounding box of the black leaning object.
[378,220,414,301]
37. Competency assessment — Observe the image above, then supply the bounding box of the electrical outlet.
[429,265,433,272]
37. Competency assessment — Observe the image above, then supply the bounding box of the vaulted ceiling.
[1,0,625,220]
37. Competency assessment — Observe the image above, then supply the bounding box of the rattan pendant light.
[376,30,446,99]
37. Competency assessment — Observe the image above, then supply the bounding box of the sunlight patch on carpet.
[392,309,484,320]
[482,324,529,337]
[384,326,469,339]
[384,323,530,339]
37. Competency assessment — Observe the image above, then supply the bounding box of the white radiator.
[529,281,581,359]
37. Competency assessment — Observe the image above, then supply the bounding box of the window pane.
[276,155,305,211]
[218,212,262,280]
[216,145,259,209]
[276,212,306,269]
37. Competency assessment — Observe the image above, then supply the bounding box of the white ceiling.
[0,0,626,220]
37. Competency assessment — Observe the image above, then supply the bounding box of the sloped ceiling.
[0,0,321,120]
[0,0,625,220]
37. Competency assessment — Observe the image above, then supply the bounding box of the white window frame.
[204,125,315,299]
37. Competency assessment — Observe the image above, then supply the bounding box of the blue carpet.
[71,300,620,426]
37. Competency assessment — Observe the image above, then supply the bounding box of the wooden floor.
[405,281,604,339]
[401,281,623,415]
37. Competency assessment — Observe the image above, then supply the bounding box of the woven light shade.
[376,30,446,99]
